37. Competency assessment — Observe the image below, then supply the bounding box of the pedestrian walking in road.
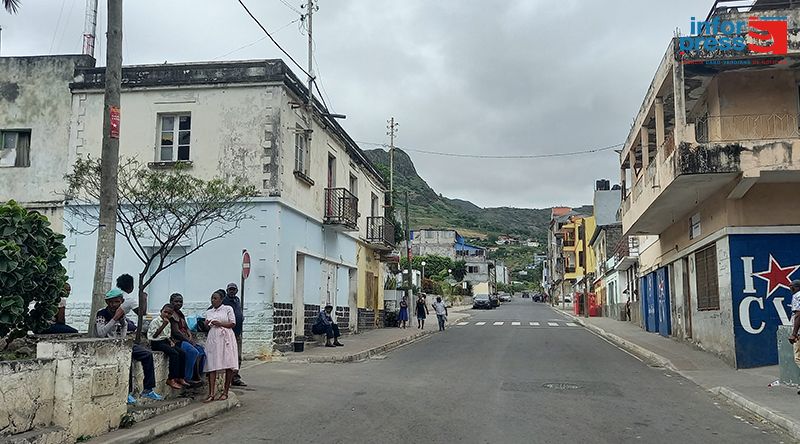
[148,304,189,390]
[398,296,409,329]
[169,293,205,384]
[204,290,239,402]
[787,280,800,394]
[222,283,247,387]
[312,304,344,347]
[416,294,428,329]
[96,288,162,405]
[625,298,632,321]
[432,296,448,331]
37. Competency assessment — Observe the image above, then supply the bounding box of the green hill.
[363,148,592,243]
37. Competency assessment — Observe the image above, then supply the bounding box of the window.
[467,266,480,274]
[695,244,719,310]
[349,174,358,198]
[0,130,31,167]
[689,213,701,240]
[158,114,191,162]
[371,193,379,217]
[294,126,310,176]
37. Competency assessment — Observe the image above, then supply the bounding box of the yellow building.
[356,242,384,330]
[562,215,596,286]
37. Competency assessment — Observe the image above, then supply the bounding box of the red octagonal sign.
[242,250,251,280]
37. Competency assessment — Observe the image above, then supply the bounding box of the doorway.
[682,257,693,339]
[293,254,305,341]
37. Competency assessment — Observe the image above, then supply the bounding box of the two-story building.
[410,228,495,292]
[0,56,395,355]
[618,1,800,367]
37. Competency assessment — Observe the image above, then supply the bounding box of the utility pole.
[88,0,123,335]
[581,223,589,318]
[387,117,398,207]
[82,0,99,56]
[303,0,316,143]
[404,191,412,300]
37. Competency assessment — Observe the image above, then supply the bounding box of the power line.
[237,0,312,79]
[356,141,623,159]
[278,0,302,15]
[213,17,300,60]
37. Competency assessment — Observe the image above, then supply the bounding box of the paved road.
[154,299,790,443]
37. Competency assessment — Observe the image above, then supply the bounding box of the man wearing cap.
[96,288,162,404]
[312,304,344,347]
[223,283,246,386]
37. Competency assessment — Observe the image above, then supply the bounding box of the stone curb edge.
[280,312,474,364]
[92,393,240,444]
[556,307,800,441]
[710,387,800,441]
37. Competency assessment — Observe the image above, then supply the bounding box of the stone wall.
[0,359,56,436]
[272,302,293,351]
[303,304,321,341]
[357,308,377,331]
[335,306,351,334]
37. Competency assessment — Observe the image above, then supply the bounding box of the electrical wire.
[355,141,623,159]
[278,0,302,15]
[213,17,301,60]
[237,0,312,79]
[49,0,68,53]
[312,37,335,113]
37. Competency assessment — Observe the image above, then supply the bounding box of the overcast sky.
[1,0,703,209]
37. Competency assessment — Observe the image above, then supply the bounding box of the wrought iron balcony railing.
[324,187,358,231]
[366,216,395,250]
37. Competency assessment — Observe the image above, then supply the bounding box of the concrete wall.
[0,55,94,228]
[0,358,56,436]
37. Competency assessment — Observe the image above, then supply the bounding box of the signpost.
[241,249,251,307]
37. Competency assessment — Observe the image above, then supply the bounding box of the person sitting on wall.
[39,282,79,334]
[312,304,344,348]
[169,292,205,385]
[96,288,163,404]
[148,303,190,390]
[116,274,147,333]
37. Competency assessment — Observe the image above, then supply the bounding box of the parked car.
[473,294,492,309]
[499,293,512,302]
[522,292,530,298]
[489,293,500,308]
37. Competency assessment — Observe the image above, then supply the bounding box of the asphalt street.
[154,299,791,444]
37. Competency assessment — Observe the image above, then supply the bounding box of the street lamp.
[421,261,427,283]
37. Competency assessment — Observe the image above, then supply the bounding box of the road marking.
[530,322,540,326]
[475,322,486,326]
[512,322,521,326]
[457,322,469,326]
[565,322,577,327]
[548,322,559,327]
[493,322,504,326]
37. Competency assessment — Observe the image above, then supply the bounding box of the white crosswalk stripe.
[452,321,580,328]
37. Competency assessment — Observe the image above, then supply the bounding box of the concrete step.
[126,397,192,424]
[3,426,68,444]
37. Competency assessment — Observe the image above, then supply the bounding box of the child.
[147,304,189,390]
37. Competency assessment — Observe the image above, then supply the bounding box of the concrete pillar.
[620,167,627,197]
[655,97,665,149]
[640,127,650,170]
[672,60,689,143]
[629,148,637,179]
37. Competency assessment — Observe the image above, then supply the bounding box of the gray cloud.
[1,0,703,208]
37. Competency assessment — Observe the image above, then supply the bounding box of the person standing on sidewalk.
[432,296,448,331]
[222,283,247,387]
[788,280,800,394]
[416,294,428,329]
[398,296,409,329]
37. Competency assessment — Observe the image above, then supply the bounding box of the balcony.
[563,239,576,247]
[366,216,396,251]
[324,188,358,231]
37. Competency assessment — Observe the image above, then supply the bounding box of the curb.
[280,312,474,364]
[92,393,240,444]
[554,307,800,440]
[710,387,800,441]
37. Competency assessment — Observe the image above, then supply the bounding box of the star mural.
[754,255,800,297]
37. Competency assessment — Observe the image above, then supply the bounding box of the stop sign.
[242,250,251,280]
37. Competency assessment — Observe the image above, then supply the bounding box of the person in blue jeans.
[96,288,163,404]
[169,293,205,384]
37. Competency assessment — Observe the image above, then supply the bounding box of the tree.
[450,260,467,281]
[0,201,68,347]
[65,156,257,341]
[2,0,20,13]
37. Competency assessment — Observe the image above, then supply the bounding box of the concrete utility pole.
[404,191,412,299]
[304,0,316,141]
[387,117,398,207]
[82,0,99,56]
[88,0,123,335]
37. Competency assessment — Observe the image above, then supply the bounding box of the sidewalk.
[265,305,473,364]
[555,306,800,440]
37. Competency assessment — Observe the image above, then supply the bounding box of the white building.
[1,57,396,355]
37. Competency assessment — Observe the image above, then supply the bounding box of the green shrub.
[0,201,68,345]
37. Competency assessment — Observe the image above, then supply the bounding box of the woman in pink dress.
[203,289,239,402]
